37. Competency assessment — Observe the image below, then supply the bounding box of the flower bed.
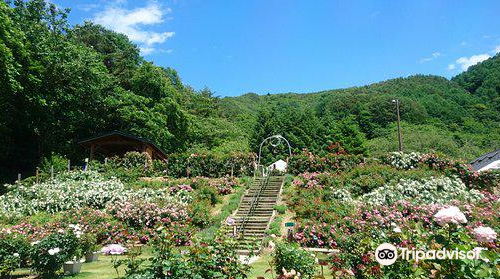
[287,155,500,278]
[288,149,363,175]
[0,171,179,220]
[385,152,499,190]
[160,152,256,178]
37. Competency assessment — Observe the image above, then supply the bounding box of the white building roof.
[268,159,287,172]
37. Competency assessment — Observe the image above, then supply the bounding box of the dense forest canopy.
[226,74,500,162]
[1,0,500,181]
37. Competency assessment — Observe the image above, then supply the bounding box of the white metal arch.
[257,134,292,167]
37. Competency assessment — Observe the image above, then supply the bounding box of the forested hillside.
[1,0,500,182]
[222,72,500,161]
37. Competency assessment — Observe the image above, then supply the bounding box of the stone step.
[234,210,273,214]
[245,191,280,194]
[241,198,278,202]
[234,224,268,228]
[232,216,270,219]
[235,209,274,213]
[234,215,272,219]
[231,176,285,256]
[246,190,281,193]
[245,194,279,197]
[231,218,270,222]
[239,230,267,234]
[237,204,275,208]
[238,205,275,209]
[236,208,274,212]
[234,224,268,229]
[238,204,275,207]
[236,210,273,214]
[231,219,270,223]
[235,214,272,218]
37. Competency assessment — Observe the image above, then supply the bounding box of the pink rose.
[433,206,467,226]
[101,244,127,255]
[472,226,497,243]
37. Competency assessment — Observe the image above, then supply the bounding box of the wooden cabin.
[79,131,167,161]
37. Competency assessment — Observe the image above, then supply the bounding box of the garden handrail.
[237,176,269,235]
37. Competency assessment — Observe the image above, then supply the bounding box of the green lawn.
[13,247,151,279]
[12,250,334,279]
[13,253,128,279]
[248,252,334,279]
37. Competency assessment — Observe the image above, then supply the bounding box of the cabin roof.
[78,131,167,160]
[470,149,500,171]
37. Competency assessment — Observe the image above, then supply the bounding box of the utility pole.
[392,99,403,152]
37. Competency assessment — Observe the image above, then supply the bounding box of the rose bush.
[384,151,422,170]
[29,231,80,278]
[288,161,500,278]
[160,152,256,178]
[123,232,250,279]
[273,242,317,279]
[0,171,185,220]
[0,234,29,276]
[361,176,484,206]
[106,200,189,229]
[288,149,362,175]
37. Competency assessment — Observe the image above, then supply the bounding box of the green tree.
[70,21,141,89]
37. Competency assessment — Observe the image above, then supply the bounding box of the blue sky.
[56,0,500,96]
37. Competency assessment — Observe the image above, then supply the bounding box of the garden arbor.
[256,135,292,176]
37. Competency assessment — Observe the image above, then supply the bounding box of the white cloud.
[493,45,500,54]
[140,47,155,55]
[93,3,174,55]
[77,3,99,12]
[455,54,490,70]
[448,45,499,71]
[420,52,441,63]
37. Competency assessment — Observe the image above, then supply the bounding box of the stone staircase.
[224,176,285,255]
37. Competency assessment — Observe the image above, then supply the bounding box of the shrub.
[79,233,98,254]
[273,204,287,214]
[168,184,194,204]
[188,200,212,228]
[121,152,153,169]
[159,152,256,178]
[208,176,238,195]
[40,153,69,176]
[106,200,188,229]
[384,151,422,170]
[273,242,316,279]
[420,153,500,190]
[59,207,118,245]
[361,176,484,205]
[29,232,80,278]
[288,149,362,175]
[0,171,181,220]
[266,216,283,236]
[89,153,151,183]
[195,185,219,206]
[0,234,29,276]
[126,233,250,279]
[199,182,247,240]
[0,171,125,219]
